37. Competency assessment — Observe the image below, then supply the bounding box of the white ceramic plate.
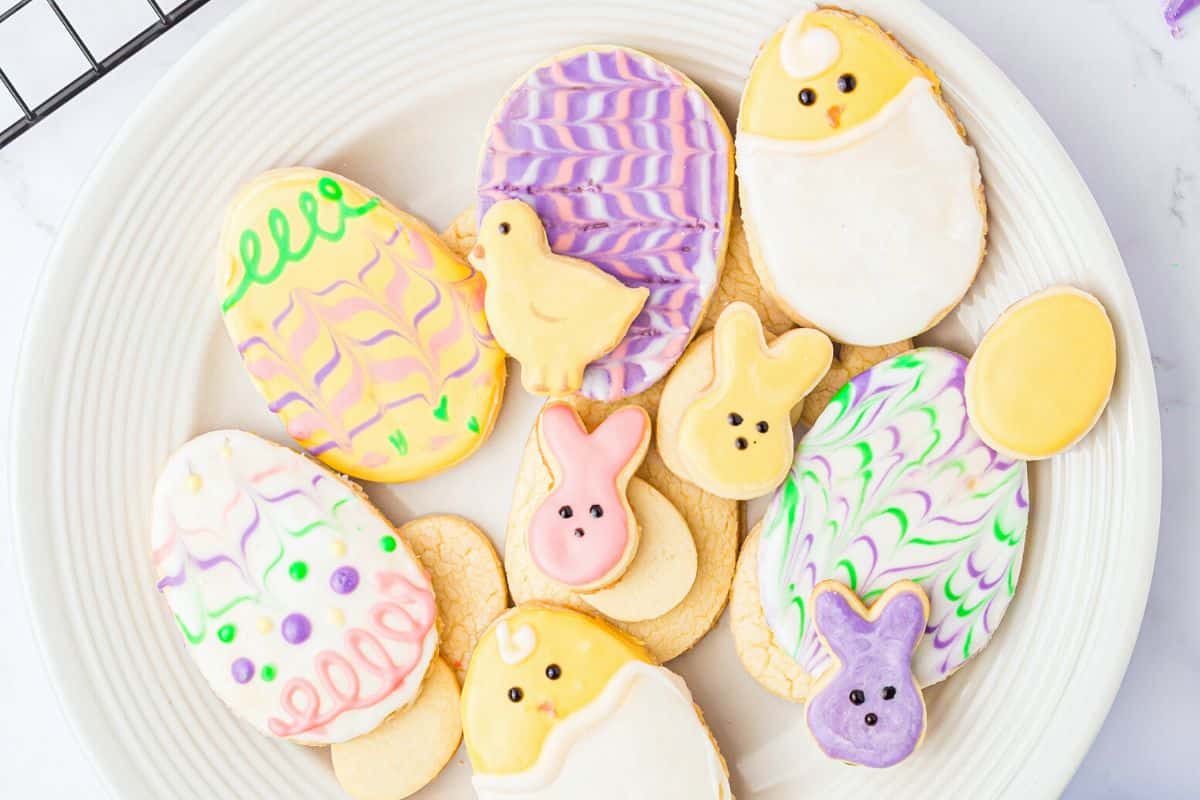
[11,1,1161,798]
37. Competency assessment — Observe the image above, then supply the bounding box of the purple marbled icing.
[478,48,731,400]
[806,584,928,768]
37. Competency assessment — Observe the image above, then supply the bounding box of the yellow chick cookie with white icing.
[470,200,649,396]
[737,3,986,346]
[461,604,731,799]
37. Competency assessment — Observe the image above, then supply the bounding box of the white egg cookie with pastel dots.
[736,3,986,345]
[150,430,438,745]
[461,604,731,800]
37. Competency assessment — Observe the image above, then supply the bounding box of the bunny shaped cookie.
[659,302,832,500]
[806,580,930,768]
[527,403,652,591]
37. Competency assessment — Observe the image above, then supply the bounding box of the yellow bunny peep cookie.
[461,605,731,799]
[659,302,833,500]
[737,4,986,345]
[469,199,648,396]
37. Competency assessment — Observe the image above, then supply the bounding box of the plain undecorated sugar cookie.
[399,514,508,682]
[729,524,810,703]
[331,656,462,800]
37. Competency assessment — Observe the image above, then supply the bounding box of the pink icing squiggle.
[266,571,435,738]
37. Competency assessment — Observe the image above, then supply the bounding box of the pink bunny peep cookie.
[151,430,437,745]
[806,580,930,768]
[529,402,651,591]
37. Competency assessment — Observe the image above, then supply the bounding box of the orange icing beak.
[826,105,844,129]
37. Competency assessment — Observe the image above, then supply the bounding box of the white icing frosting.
[779,9,840,79]
[736,79,984,345]
[496,622,537,665]
[473,661,730,799]
[151,430,438,745]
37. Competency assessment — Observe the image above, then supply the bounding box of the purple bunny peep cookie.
[805,580,930,768]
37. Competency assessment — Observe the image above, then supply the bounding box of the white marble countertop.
[1,0,1197,797]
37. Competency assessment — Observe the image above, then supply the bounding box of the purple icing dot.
[330,566,360,595]
[281,613,312,645]
[231,657,255,684]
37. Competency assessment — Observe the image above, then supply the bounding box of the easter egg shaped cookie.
[478,46,735,400]
[151,430,438,744]
[220,168,506,483]
[461,605,731,799]
[757,348,1029,687]
[737,4,985,345]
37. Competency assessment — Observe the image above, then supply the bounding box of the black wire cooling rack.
[0,0,213,150]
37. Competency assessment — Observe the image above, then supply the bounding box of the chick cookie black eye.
[849,689,865,705]
[498,221,511,234]
[836,73,857,93]
[798,88,817,106]
[589,504,603,518]
[508,686,523,702]
[545,664,562,680]
[882,685,897,700]
[756,420,769,433]
[558,505,573,519]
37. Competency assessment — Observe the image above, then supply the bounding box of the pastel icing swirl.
[478,47,732,401]
[221,169,505,483]
[151,431,437,744]
[757,348,1029,686]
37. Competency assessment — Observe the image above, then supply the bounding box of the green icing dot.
[467,415,480,434]
[433,394,449,421]
[380,535,397,553]
[288,561,308,581]
[261,664,277,682]
[217,624,236,643]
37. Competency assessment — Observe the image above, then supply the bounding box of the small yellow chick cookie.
[461,604,732,799]
[660,302,833,500]
[966,286,1117,460]
[469,199,649,396]
[737,3,985,346]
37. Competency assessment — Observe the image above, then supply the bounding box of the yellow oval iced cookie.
[461,605,731,799]
[966,286,1116,459]
[737,3,985,345]
[220,168,506,482]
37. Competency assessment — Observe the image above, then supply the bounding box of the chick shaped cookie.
[737,3,985,345]
[478,45,734,401]
[659,302,832,500]
[461,604,731,800]
[470,200,648,396]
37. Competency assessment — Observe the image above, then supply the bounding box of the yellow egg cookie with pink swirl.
[219,168,506,483]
